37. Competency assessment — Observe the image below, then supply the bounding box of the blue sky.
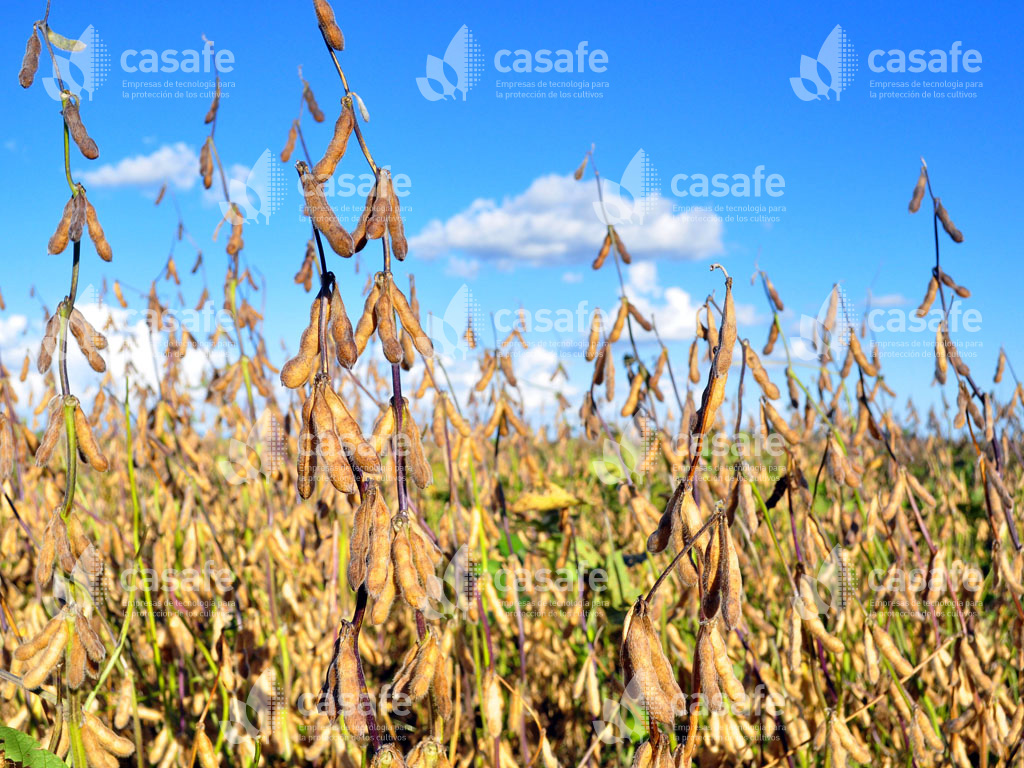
[1,0,1021,420]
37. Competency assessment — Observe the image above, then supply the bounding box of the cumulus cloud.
[613,263,759,342]
[410,173,723,266]
[0,288,233,417]
[78,142,197,190]
[445,256,481,280]
[561,271,583,284]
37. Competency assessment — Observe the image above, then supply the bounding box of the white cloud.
[410,173,724,266]
[78,142,197,190]
[561,271,583,284]
[613,263,759,342]
[445,256,480,280]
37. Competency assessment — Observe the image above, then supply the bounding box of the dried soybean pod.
[351,183,376,252]
[500,352,518,386]
[744,341,779,399]
[620,372,644,417]
[14,614,63,661]
[83,196,113,261]
[909,165,927,213]
[67,634,87,689]
[916,276,938,317]
[388,185,409,261]
[74,613,105,662]
[303,82,325,122]
[622,602,674,723]
[593,232,612,270]
[697,625,723,712]
[364,488,392,596]
[19,28,41,88]
[195,731,216,768]
[763,318,779,356]
[36,396,65,466]
[608,301,628,343]
[710,625,744,702]
[762,399,799,444]
[579,313,600,365]
[366,172,392,240]
[762,272,784,311]
[329,283,358,368]
[48,196,75,254]
[313,100,354,179]
[199,138,213,190]
[226,216,244,256]
[393,517,426,609]
[574,154,589,180]
[848,332,878,376]
[932,327,947,384]
[75,401,108,471]
[611,227,631,263]
[995,348,1006,383]
[312,388,356,494]
[79,723,110,768]
[354,274,382,354]
[389,277,433,356]
[68,191,86,243]
[401,402,433,489]
[688,339,700,383]
[935,198,963,243]
[203,79,220,124]
[281,122,298,163]
[324,386,380,475]
[628,302,653,331]
[314,0,345,50]
[38,313,60,372]
[370,565,396,624]
[347,493,371,591]
[640,612,684,713]
[297,393,317,499]
[84,713,135,757]
[871,623,914,678]
[374,277,403,364]
[298,162,354,256]
[63,96,99,159]
[443,396,471,437]
[281,296,321,387]
[22,619,68,689]
[475,354,496,392]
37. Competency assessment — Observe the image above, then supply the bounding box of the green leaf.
[45,26,86,53]
[0,726,66,767]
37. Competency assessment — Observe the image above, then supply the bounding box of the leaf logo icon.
[425,284,482,362]
[416,25,483,101]
[592,148,659,226]
[790,25,857,101]
[43,25,110,102]
[221,149,286,224]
